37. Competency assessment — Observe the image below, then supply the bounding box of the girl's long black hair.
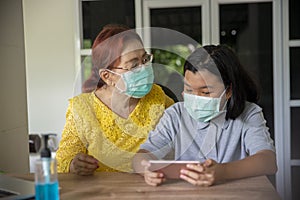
[184,45,260,120]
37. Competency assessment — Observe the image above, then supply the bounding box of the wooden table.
[16,172,280,199]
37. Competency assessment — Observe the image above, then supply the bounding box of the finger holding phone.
[179,159,223,186]
[141,160,166,186]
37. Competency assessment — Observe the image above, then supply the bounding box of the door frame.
[211,0,285,198]
[137,0,210,47]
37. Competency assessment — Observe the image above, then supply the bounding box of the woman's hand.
[69,153,99,176]
[141,160,166,186]
[179,159,224,186]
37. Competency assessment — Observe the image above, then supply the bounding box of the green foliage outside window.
[83,39,92,49]
[82,55,92,81]
[152,44,191,75]
[151,44,194,86]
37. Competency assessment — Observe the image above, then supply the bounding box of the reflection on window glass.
[81,0,135,49]
[220,3,274,140]
[80,0,135,82]
[150,7,202,72]
[151,7,202,44]
[290,47,300,99]
[291,107,300,159]
[220,4,248,49]
[289,0,300,39]
[81,55,92,82]
[292,166,300,200]
[150,7,202,101]
[152,46,190,75]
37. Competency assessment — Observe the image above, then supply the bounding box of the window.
[79,0,135,82]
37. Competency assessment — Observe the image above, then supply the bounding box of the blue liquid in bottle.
[35,181,59,200]
[35,134,60,200]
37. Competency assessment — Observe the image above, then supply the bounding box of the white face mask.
[183,89,227,122]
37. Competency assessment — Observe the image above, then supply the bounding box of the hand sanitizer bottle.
[34,134,59,200]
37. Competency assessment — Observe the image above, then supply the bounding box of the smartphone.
[148,160,201,179]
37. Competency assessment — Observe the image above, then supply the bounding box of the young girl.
[133,45,277,186]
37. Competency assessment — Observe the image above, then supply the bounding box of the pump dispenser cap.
[40,133,56,158]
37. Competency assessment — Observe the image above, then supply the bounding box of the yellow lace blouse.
[56,84,174,173]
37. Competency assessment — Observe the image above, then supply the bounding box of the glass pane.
[220,3,274,140]
[81,55,92,82]
[291,107,300,159]
[289,0,300,39]
[150,7,202,101]
[292,166,300,200]
[290,47,300,99]
[150,7,202,44]
[81,0,135,49]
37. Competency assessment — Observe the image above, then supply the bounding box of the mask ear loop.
[101,68,128,93]
[219,87,228,98]
[99,69,120,87]
[219,87,228,111]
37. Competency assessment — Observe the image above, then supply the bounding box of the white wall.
[23,0,79,141]
[0,0,29,173]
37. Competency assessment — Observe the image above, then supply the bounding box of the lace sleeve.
[56,100,87,173]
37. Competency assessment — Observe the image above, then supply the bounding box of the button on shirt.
[140,102,275,163]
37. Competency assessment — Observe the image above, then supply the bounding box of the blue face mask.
[183,89,227,122]
[109,65,154,98]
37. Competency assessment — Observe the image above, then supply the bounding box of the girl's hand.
[180,159,223,186]
[141,160,166,186]
[70,153,99,176]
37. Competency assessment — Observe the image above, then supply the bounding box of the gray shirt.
[140,102,275,163]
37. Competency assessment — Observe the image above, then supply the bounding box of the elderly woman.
[56,24,174,175]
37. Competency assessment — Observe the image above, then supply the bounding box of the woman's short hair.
[184,45,260,120]
[82,24,143,92]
